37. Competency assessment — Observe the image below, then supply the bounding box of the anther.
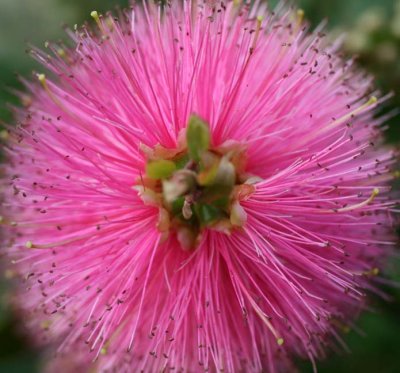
[37,73,73,117]
[91,11,105,33]
[367,96,378,106]
[91,11,101,24]
[0,130,9,140]
[296,9,305,25]
[334,188,379,213]
[57,48,66,58]
[250,16,264,53]
[302,96,380,146]
[37,73,47,89]
[363,267,380,276]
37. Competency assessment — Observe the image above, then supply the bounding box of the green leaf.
[146,160,176,179]
[186,115,210,162]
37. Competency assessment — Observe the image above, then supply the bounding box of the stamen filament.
[37,73,70,114]
[91,10,106,34]
[250,16,264,52]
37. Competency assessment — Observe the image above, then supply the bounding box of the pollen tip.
[257,15,264,22]
[41,320,51,330]
[91,10,104,32]
[4,269,15,280]
[297,9,305,24]
[90,10,99,19]
[372,188,379,197]
[37,73,46,82]
[0,129,9,140]
[372,267,380,276]
[37,74,46,88]
[277,338,284,346]
[368,96,378,105]
[25,240,34,249]
[57,48,66,57]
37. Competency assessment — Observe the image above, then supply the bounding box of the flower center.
[135,116,257,250]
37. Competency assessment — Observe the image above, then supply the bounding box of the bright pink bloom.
[1,1,397,372]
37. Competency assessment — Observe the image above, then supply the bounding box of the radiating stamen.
[250,16,264,52]
[335,188,379,213]
[91,11,103,30]
[37,73,71,115]
[296,9,305,26]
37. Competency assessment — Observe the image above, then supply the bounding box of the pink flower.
[1,1,397,372]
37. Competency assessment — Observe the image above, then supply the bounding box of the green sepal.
[186,115,210,162]
[146,160,176,179]
[214,157,236,187]
[197,161,219,186]
[198,185,233,204]
[212,195,230,210]
[194,203,224,226]
[171,196,185,216]
[174,153,190,169]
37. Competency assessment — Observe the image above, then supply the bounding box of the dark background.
[0,0,399,372]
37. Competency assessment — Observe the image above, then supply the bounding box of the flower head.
[1,1,397,372]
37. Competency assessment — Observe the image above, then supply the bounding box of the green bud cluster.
[137,115,253,250]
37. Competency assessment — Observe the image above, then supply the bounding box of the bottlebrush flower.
[0,1,397,372]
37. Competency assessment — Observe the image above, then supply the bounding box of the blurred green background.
[0,0,399,372]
